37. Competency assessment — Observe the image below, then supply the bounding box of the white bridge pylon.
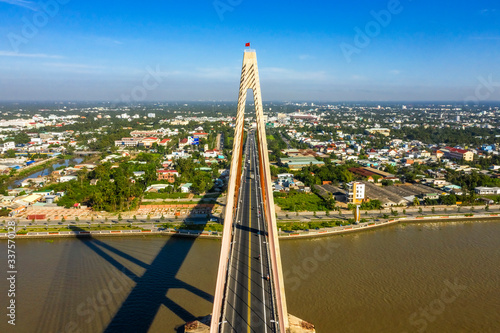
[210,50,289,332]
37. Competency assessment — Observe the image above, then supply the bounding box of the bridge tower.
[210,49,290,332]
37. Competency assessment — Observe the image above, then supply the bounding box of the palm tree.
[77,169,86,187]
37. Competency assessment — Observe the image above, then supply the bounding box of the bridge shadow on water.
[76,191,223,333]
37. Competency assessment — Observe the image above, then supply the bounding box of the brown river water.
[1,221,499,333]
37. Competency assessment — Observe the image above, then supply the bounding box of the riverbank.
[278,213,500,240]
[2,213,499,240]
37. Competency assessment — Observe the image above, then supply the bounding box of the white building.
[475,187,500,195]
[59,175,78,183]
[347,182,365,204]
[202,149,219,158]
[0,141,15,153]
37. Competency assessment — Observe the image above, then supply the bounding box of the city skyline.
[0,0,499,101]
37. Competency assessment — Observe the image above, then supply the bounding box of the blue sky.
[0,0,499,102]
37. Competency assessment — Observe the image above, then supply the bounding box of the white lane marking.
[223,136,251,332]
[252,136,268,332]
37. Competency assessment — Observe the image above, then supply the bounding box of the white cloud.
[390,69,401,75]
[42,62,105,69]
[298,54,315,61]
[351,74,367,81]
[160,67,239,81]
[39,62,107,74]
[95,37,124,46]
[261,67,327,81]
[0,0,38,11]
[0,51,63,59]
[194,67,239,80]
[470,35,500,40]
[479,9,496,16]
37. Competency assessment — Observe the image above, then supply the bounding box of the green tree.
[5,149,16,158]
[14,132,30,144]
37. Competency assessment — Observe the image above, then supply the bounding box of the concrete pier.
[184,314,316,333]
[184,315,210,333]
[288,314,316,332]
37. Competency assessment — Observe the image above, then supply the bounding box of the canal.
[1,221,499,332]
[10,158,84,189]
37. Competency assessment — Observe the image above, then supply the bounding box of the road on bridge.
[221,131,277,333]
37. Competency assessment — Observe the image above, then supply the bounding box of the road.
[11,217,210,226]
[279,132,292,149]
[216,133,225,151]
[274,206,500,222]
[222,131,276,333]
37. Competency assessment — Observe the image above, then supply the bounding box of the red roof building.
[159,138,172,146]
[157,169,179,183]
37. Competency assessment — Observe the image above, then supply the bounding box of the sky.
[0,0,499,102]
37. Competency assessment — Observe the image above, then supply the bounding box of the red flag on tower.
[245,43,250,47]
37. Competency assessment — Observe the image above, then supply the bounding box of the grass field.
[1,224,143,234]
[143,193,190,200]
[277,220,348,231]
[161,223,223,232]
[274,192,326,212]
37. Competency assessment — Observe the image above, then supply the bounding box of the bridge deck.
[221,132,276,333]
